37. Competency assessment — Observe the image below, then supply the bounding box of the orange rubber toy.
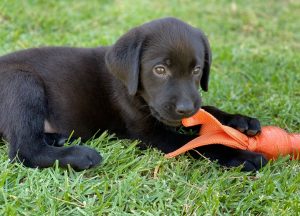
[165,109,300,160]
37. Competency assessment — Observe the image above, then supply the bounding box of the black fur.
[0,17,267,171]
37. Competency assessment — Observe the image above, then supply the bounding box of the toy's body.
[165,109,300,160]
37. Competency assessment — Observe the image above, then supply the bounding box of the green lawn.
[0,0,300,215]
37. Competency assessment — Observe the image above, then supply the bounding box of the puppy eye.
[192,66,202,76]
[153,65,168,76]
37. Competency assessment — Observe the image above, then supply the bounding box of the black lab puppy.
[0,17,267,171]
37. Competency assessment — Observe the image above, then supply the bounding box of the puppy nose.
[175,102,195,116]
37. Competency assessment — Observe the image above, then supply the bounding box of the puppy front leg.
[202,106,261,136]
[128,124,267,171]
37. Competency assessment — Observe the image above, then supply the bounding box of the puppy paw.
[63,146,102,171]
[223,151,268,171]
[227,115,261,136]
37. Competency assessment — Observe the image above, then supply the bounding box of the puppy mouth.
[149,107,182,127]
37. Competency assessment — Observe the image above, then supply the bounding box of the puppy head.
[105,17,212,126]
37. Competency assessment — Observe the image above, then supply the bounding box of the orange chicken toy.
[165,109,300,160]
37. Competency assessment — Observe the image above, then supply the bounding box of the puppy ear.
[105,28,144,95]
[199,31,212,92]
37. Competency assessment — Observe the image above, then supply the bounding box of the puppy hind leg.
[44,133,81,147]
[43,120,80,147]
[1,72,101,170]
[44,133,66,147]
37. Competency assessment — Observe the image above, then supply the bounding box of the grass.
[0,0,299,215]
